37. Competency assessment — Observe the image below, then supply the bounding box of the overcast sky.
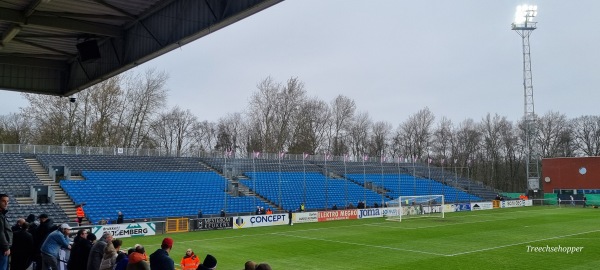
[1,0,599,126]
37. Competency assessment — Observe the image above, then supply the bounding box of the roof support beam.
[0,7,122,37]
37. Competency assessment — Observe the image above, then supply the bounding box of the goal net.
[386,195,445,222]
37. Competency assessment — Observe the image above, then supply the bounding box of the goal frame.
[386,194,445,222]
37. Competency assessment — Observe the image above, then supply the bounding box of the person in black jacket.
[197,254,217,270]
[117,212,124,224]
[0,194,13,270]
[11,222,34,270]
[67,229,95,270]
[149,237,174,270]
[33,213,55,270]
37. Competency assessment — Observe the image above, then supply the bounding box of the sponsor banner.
[403,205,442,216]
[471,202,494,211]
[357,207,403,219]
[454,203,471,212]
[358,208,383,219]
[381,207,401,217]
[92,223,156,239]
[317,209,358,222]
[197,217,233,230]
[294,212,318,224]
[443,204,456,213]
[524,199,533,206]
[501,200,525,208]
[233,214,288,229]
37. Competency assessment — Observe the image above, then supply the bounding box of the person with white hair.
[40,223,72,270]
[88,232,113,270]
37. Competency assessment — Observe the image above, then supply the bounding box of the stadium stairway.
[25,158,87,224]
[199,160,280,211]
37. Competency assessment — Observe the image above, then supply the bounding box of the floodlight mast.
[511,5,539,194]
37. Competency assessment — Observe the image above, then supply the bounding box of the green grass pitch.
[121,206,600,269]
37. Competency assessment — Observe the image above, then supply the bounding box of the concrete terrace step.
[25,157,85,223]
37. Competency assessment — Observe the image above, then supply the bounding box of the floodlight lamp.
[513,4,538,25]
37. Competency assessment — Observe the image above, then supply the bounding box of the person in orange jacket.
[76,205,85,226]
[180,248,200,270]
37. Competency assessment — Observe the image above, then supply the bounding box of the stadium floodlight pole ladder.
[511,4,540,193]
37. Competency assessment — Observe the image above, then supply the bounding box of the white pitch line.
[447,229,600,257]
[273,232,449,256]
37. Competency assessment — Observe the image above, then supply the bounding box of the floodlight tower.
[512,5,539,193]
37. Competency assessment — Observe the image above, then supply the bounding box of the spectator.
[197,210,203,219]
[33,213,54,270]
[99,239,122,270]
[180,248,200,270]
[26,214,38,235]
[255,206,261,215]
[68,230,95,270]
[256,263,272,270]
[332,204,338,210]
[40,224,71,270]
[127,245,149,270]
[0,194,13,270]
[197,254,217,270]
[300,203,305,212]
[77,205,86,226]
[11,221,34,270]
[11,218,26,232]
[88,232,113,270]
[266,208,273,215]
[220,209,226,217]
[115,248,134,270]
[149,237,174,270]
[244,260,256,270]
[117,212,124,224]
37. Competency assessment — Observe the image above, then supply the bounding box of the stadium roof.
[0,0,282,97]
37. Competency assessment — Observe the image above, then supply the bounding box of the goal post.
[386,195,445,222]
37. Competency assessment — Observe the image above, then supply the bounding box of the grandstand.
[2,150,498,225]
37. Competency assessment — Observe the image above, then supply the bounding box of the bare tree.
[368,121,392,157]
[215,113,245,156]
[149,107,198,156]
[248,77,306,153]
[572,115,600,156]
[431,117,453,159]
[328,95,356,156]
[348,111,372,157]
[119,68,168,148]
[536,111,570,158]
[393,107,435,159]
[288,98,331,154]
[86,76,124,146]
[21,94,78,145]
[189,120,218,155]
[0,113,31,144]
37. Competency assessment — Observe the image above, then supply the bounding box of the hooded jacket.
[126,252,150,270]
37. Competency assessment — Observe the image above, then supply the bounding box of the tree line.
[1,69,599,192]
